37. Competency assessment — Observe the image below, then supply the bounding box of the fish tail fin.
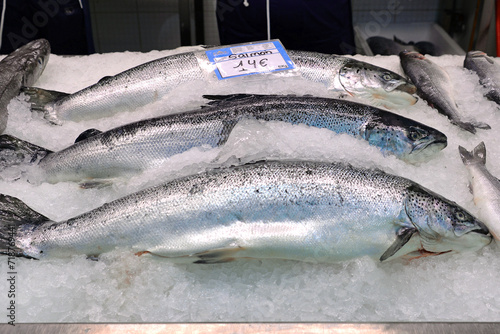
[0,134,51,173]
[0,194,49,258]
[452,119,490,134]
[470,120,491,130]
[452,120,477,134]
[20,86,68,125]
[459,141,486,165]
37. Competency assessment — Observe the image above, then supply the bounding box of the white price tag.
[205,40,295,80]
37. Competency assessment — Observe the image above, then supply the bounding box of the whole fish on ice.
[21,48,417,125]
[0,94,447,186]
[464,50,500,105]
[399,51,490,134]
[459,142,500,240]
[0,39,50,133]
[0,160,491,262]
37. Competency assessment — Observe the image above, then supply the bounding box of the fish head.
[399,50,427,66]
[465,50,494,67]
[405,185,492,255]
[20,39,51,87]
[339,59,417,109]
[362,112,447,162]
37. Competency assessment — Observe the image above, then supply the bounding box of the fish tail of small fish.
[459,142,486,165]
[450,120,477,134]
[452,119,490,134]
[20,86,69,125]
[0,194,49,258]
[0,134,51,174]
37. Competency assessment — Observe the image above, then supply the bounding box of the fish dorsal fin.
[74,128,103,143]
[98,76,113,83]
[380,227,416,262]
[393,35,409,45]
[202,94,260,107]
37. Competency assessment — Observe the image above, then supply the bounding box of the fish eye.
[456,211,467,221]
[382,73,392,81]
[407,127,427,141]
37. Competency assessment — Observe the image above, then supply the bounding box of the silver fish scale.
[53,52,205,121]
[20,161,415,261]
[37,96,379,183]
[287,50,346,87]
[39,111,231,182]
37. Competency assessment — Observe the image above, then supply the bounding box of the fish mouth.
[472,220,492,237]
[393,81,417,95]
[414,138,447,153]
[405,138,447,163]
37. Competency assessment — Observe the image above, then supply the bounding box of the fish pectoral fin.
[380,227,416,262]
[192,246,245,264]
[74,128,103,143]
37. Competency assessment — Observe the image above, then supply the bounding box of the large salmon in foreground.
[0,160,491,263]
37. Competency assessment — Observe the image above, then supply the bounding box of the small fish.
[0,94,447,186]
[0,160,491,262]
[400,51,490,134]
[459,142,500,240]
[0,39,50,133]
[464,50,500,105]
[21,49,417,125]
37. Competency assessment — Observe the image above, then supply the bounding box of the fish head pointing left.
[339,59,417,109]
[21,39,51,87]
[404,185,492,256]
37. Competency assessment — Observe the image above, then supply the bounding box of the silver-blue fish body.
[29,95,447,184]
[14,161,491,262]
[25,50,417,124]
[45,52,204,123]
